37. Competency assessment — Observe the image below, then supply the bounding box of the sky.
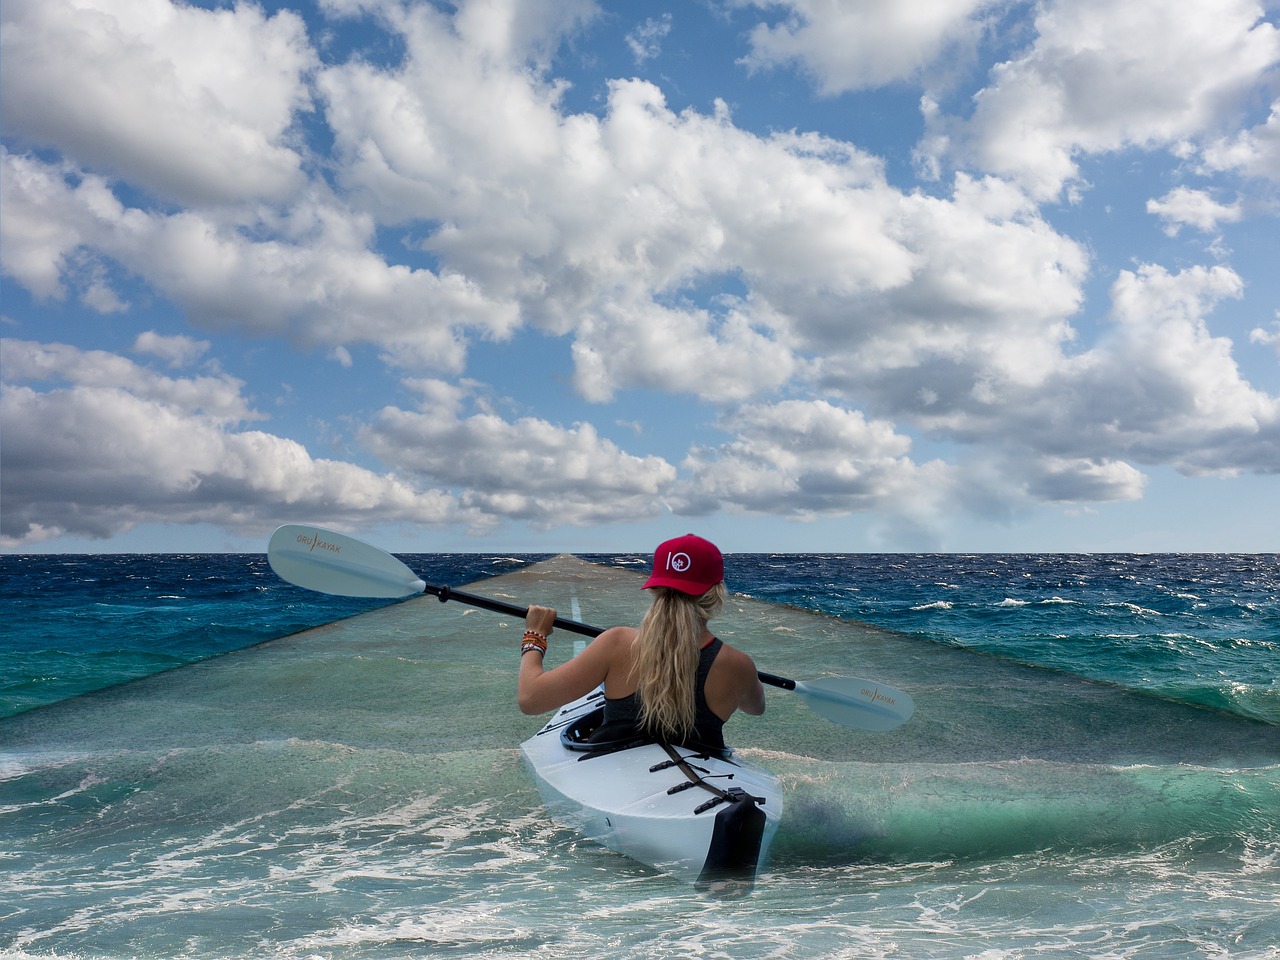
[2,0,1278,555]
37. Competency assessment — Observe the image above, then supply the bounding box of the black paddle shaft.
[422,583,792,691]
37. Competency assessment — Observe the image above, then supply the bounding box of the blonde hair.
[632,583,726,741]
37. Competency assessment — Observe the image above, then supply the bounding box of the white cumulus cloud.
[1147,186,1243,236]
[737,0,996,92]
[0,340,471,546]
[0,0,315,205]
[935,0,1280,200]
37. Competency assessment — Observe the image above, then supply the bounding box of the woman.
[517,534,765,750]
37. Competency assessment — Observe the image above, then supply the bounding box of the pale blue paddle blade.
[792,676,915,732]
[267,525,426,599]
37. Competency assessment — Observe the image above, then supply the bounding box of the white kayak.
[520,688,783,890]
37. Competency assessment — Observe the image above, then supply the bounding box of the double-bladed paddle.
[266,524,914,733]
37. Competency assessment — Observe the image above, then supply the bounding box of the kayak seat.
[560,706,654,756]
[561,706,731,760]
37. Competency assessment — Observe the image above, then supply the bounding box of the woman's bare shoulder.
[716,639,759,674]
[595,624,638,644]
[589,624,638,662]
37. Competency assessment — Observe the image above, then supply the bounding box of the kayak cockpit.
[557,702,734,762]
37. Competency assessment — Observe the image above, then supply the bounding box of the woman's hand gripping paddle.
[267,524,915,733]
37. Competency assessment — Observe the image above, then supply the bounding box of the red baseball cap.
[643,534,724,595]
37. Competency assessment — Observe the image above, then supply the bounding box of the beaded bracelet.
[521,630,547,657]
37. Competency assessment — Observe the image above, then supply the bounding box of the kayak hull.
[520,689,782,889]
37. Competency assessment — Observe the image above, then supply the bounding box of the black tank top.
[600,637,727,750]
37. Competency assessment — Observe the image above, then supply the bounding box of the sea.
[2,551,1278,959]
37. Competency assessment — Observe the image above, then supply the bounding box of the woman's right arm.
[730,647,766,716]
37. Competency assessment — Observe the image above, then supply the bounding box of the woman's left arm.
[516,605,618,715]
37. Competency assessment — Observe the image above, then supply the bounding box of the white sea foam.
[1107,601,1164,616]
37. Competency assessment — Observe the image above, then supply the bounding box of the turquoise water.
[4,553,1275,723]
[1,552,1277,958]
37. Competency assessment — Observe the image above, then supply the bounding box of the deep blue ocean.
[2,552,1278,960]
[2,552,1276,724]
